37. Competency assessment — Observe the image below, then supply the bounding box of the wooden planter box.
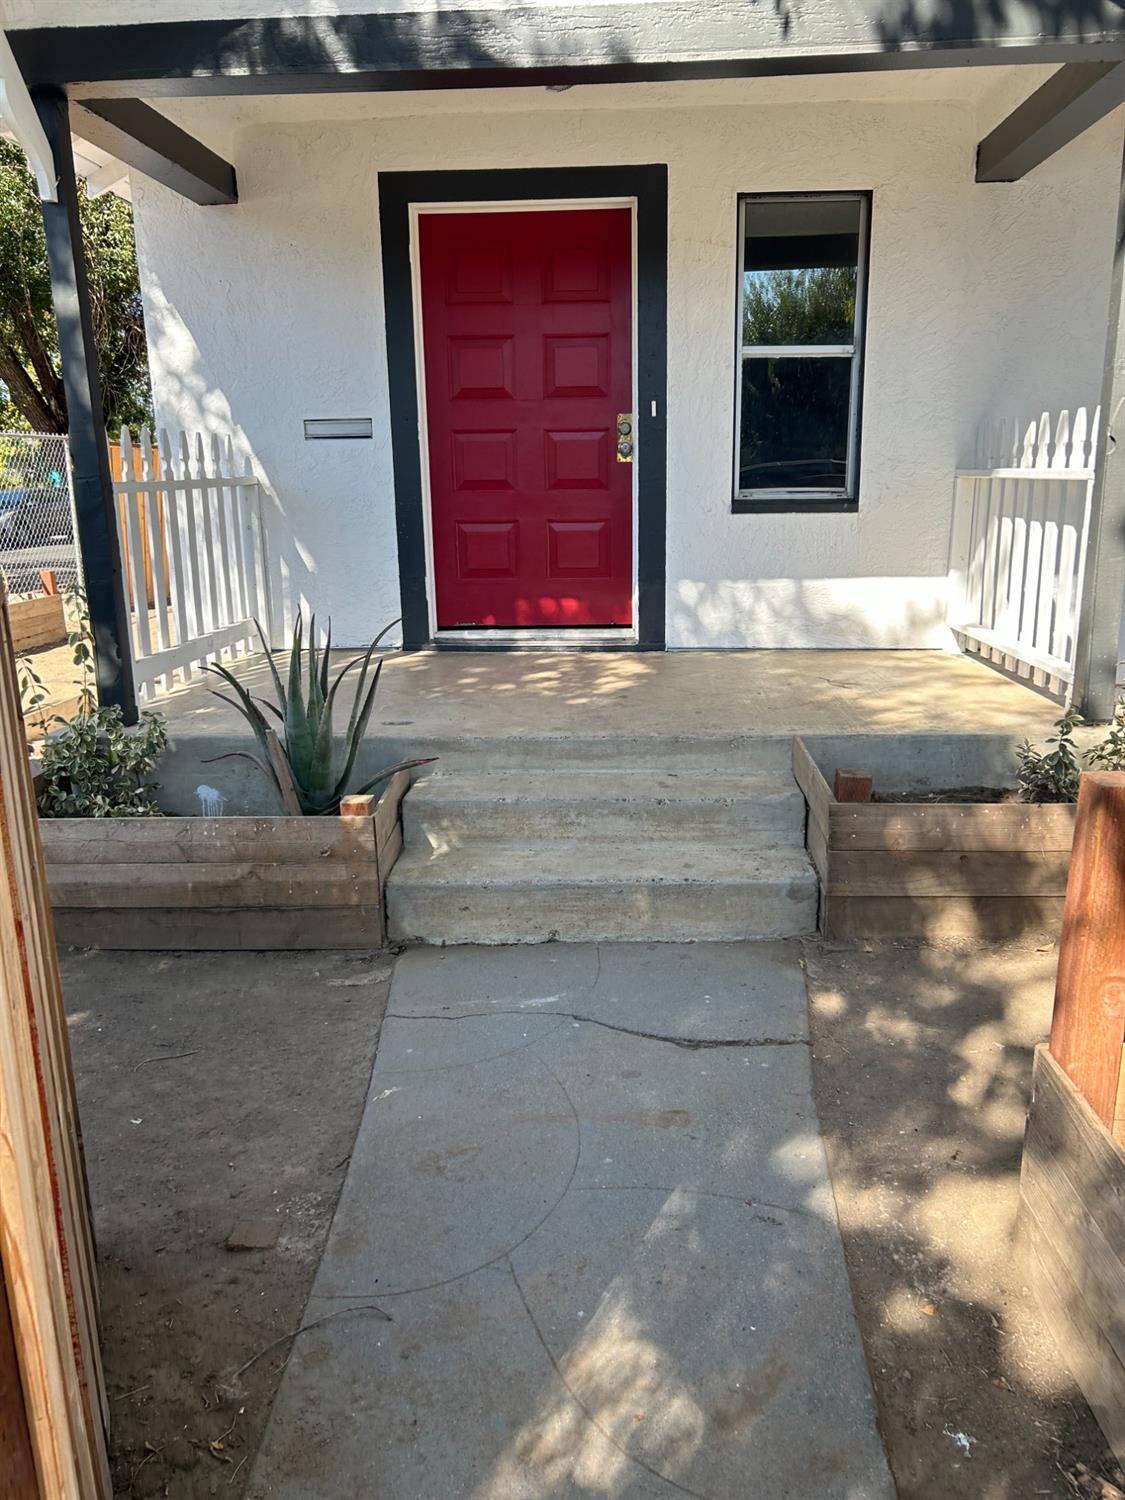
[11,594,66,653]
[39,772,409,950]
[1020,1046,1125,1464]
[792,737,1076,939]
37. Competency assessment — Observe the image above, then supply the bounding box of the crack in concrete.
[316,1044,583,1303]
[386,1008,808,1051]
[506,1255,714,1500]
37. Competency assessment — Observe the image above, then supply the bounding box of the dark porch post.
[33,88,136,722]
[1074,128,1125,722]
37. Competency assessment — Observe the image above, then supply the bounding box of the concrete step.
[403,768,806,848]
[386,840,818,945]
[364,732,796,775]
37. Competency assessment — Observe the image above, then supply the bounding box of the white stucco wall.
[128,78,1121,648]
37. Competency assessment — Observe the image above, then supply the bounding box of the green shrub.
[1087,700,1125,772]
[1016,707,1083,803]
[36,706,168,818]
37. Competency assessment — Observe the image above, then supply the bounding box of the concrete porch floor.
[154,648,1064,814]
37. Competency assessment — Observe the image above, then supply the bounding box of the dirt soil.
[804,935,1125,1500]
[60,946,392,1499]
[871,786,1019,804]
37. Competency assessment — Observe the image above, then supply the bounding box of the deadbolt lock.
[616,413,634,463]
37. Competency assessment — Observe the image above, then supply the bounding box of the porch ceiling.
[10,0,1125,102]
[145,63,1041,136]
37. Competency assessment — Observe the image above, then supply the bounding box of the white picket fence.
[946,407,1098,699]
[112,426,270,699]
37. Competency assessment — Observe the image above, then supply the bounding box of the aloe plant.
[205,615,432,815]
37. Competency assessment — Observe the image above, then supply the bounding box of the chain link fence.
[0,432,80,597]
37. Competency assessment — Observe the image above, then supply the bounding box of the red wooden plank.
[1050,771,1125,1136]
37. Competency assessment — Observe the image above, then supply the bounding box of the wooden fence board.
[47,862,381,910]
[1020,1046,1125,1464]
[827,849,1072,897]
[826,895,1066,941]
[10,595,66,654]
[40,817,373,864]
[0,583,110,1498]
[829,802,1077,852]
[52,907,384,951]
[1049,773,1125,1135]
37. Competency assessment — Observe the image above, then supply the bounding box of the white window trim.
[734,191,870,506]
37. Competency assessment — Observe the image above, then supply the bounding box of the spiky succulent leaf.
[204,664,275,748]
[320,618,332,704]
[330,659,383,801]
[202,748,284,801]
[284,615,315,776]
[254,618,287,711]
[341,617,400,751]
[348,756,438,798]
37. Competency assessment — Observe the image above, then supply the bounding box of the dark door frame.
[378,164,668,650]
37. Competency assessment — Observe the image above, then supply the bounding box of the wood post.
[33,88,136,724]
[1049,770,1125,1137]
[1074,122,1125,721]
[833,768,873,803]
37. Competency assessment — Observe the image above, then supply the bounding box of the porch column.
[33,88,136,722]
[1075,127,1125,722]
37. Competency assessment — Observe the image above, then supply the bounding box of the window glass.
[738,358,851,492]
[736,195,866,501]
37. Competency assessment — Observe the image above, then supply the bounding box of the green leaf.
[254,618,287,711]
[330,658,383,802]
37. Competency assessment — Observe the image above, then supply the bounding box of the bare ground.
[804,934,1125,1500]
[60,946,392,1499]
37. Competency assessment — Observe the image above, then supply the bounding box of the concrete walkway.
[247,944,894,1500]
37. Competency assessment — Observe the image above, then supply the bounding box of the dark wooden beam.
[10,4,1125,100]
[76,99,236,206]
[976,62,1125,182]
[33,89,137,724]
[1074,124,1125,721]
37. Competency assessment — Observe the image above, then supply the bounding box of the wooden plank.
[40,815,375,863]
[1021,1140,1125,1368]
[792,738,829,924]
[1024,1046,1125,1272]
[47,861,381,910]
[1022,1205,1125,1464]
[52,906,383,950]
[380,817,404,880]
[0,582,111,1498]
[375,770,410,859]
[9,595,66,653]
[1020,1046,1125,1463]
[339,794,378,817]
[829,801,1077,852]
[0,1259,39,1500]
[791,737,831,832]
[1050,772,1125,1133]
[825,894,1066,940]
[827,849,1071,897]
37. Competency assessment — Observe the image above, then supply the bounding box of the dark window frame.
[732,190,871,515]
[379,164,668,649]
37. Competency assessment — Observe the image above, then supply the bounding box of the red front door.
[418,207,634,629]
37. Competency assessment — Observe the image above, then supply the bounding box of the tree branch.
[0,345,65,432]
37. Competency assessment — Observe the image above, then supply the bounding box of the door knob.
[616,414,634,463]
